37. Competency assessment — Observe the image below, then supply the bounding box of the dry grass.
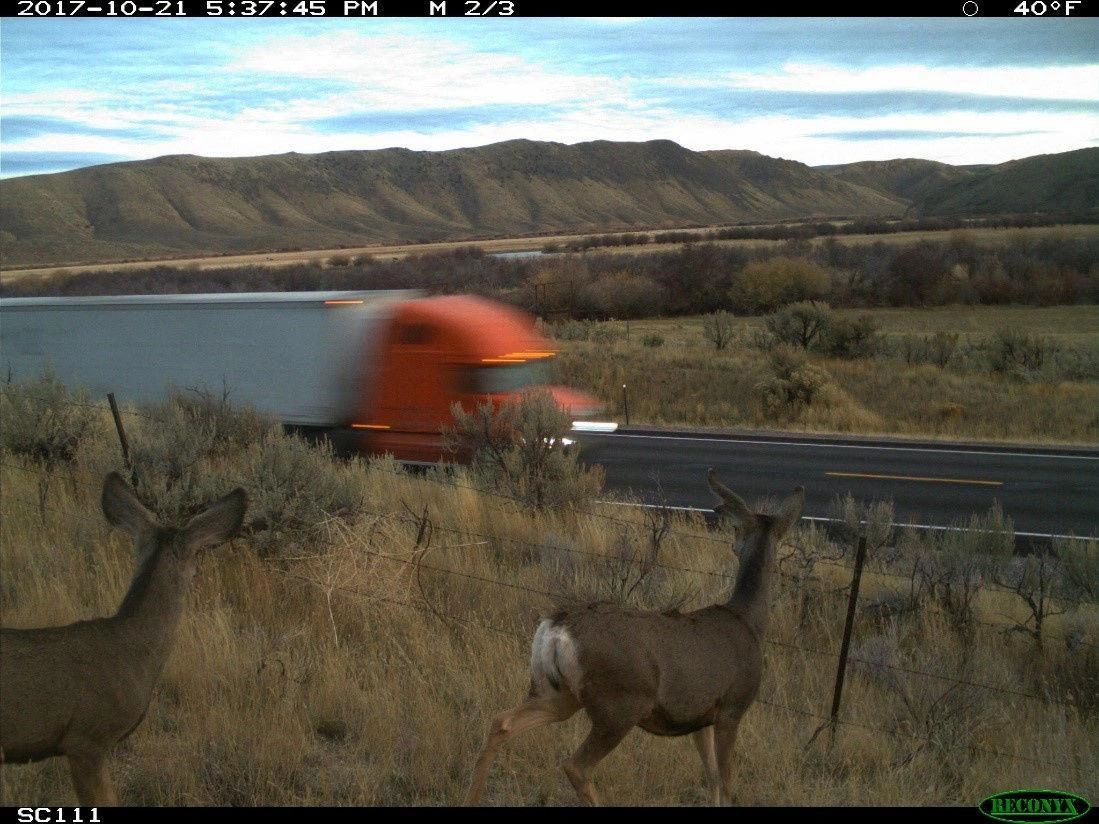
[553,306,1099,444]
[2,410,1097,806]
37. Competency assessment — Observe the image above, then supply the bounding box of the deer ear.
[707,469,755,526]
[101,472,158,537]
[773,487,805,537]
[183,488,247,551]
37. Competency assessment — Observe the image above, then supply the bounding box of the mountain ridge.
[1,140,1095,266]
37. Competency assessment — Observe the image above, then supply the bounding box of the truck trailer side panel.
[0,291,418,427]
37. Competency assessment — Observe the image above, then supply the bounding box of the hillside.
[821,148,1099,216]
[1,140,1095,267]
[818,158,973,207]
[915,148,1099,216]
[0,139,904,266]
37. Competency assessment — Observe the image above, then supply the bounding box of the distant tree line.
[4,230,1097,318]
[542,210,1099,253]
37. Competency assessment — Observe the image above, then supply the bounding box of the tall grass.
[2,392,1096,806]
[551,307,1099,443]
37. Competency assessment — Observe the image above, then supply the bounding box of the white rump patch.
[529,619,583,697]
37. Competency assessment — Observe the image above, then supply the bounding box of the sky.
[1,17,1097,178]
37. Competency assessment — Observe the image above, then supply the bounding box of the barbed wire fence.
[1,388,1096,783]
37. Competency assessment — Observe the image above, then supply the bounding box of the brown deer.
[463,469,804,807]
[0,473,247,805]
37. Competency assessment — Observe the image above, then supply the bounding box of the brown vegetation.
[0,385,1095,806]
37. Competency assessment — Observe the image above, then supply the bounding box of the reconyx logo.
[979,789,1091,824]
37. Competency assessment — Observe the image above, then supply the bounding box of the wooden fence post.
[807,534,868,749]
[107,393,138,488]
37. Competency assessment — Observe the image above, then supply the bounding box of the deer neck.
[109,548,192,681]
[726,528,774,638]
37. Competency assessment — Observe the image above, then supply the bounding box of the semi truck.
[0,290,613,464]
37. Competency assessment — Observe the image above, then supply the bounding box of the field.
[3,223,1097,284]
[551,306,1099,445]
[1,387,1097,807]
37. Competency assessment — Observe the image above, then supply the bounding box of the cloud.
[2,20,1097,176]
[230,31,620,112]
[810,129,1045,141]
[710,62,1099,102]
[0,151,130,176]
[1,116,149,142]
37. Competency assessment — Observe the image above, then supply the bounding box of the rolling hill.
[820,148,1099,216]
[1,140,1095,267]
[0,140,903,266]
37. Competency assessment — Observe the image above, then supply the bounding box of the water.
[490,250,546,260]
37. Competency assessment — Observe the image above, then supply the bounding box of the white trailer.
[0,290,419,427]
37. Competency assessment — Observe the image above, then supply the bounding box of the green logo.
[979,789,1091,824]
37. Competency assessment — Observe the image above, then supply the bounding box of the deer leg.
[68,751,118,806]
[714,712,745,806]
[692,726,721,806]
[463,694,578,806]
[562,703,642,807]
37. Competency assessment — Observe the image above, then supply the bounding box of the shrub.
[584,271,664,319]
[756,347,831,415]
[590,323,624,344]
[926,331,960,368]
[988,329,1052,379]
[442,389,604,510]
[0,371,105,467]
[734,256,831,312]
[831,492,895,561]
[545,319,592,341]
[701,310,736,351]
[821,313,879,358]
[114,392,365,556]
[641,334,664,348]
[910,504,1015,635]
[122,390,272,522]
[1057,537,1099,603]
[242,432,366,557]
[764,301,834,350]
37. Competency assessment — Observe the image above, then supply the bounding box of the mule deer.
[0,473,247,805]
[463,469,804,806]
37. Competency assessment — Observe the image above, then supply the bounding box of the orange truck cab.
[346,294,608,463]
[0,290,611,467]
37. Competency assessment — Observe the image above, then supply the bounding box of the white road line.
[597,500,1095,541]
[601,432,1099,461]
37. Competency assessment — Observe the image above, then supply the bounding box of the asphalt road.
[575,429,1099,540]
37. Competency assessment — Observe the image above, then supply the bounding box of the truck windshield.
[456,361,552,394]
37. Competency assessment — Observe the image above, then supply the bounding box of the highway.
[576,429,1099,541]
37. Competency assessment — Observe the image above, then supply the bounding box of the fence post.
[807,533,868,749]
[107,393,138,488]
[622,384,630,426]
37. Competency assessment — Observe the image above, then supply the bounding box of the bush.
[242,432,366,557]
[583,271,664,319]
[821,314,879,358]
[122,390,272,521]
[756,347,831,415]
[763,301,834,350]
[734,256,831,312]
[926,331,960,368]
[442,389,604,510]
[701,310,736,350]
[0,371,105,467]
[641,334,664,348]
[988,329,1053,379]
[1057,537,1099,603]
[112,390,364,556]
